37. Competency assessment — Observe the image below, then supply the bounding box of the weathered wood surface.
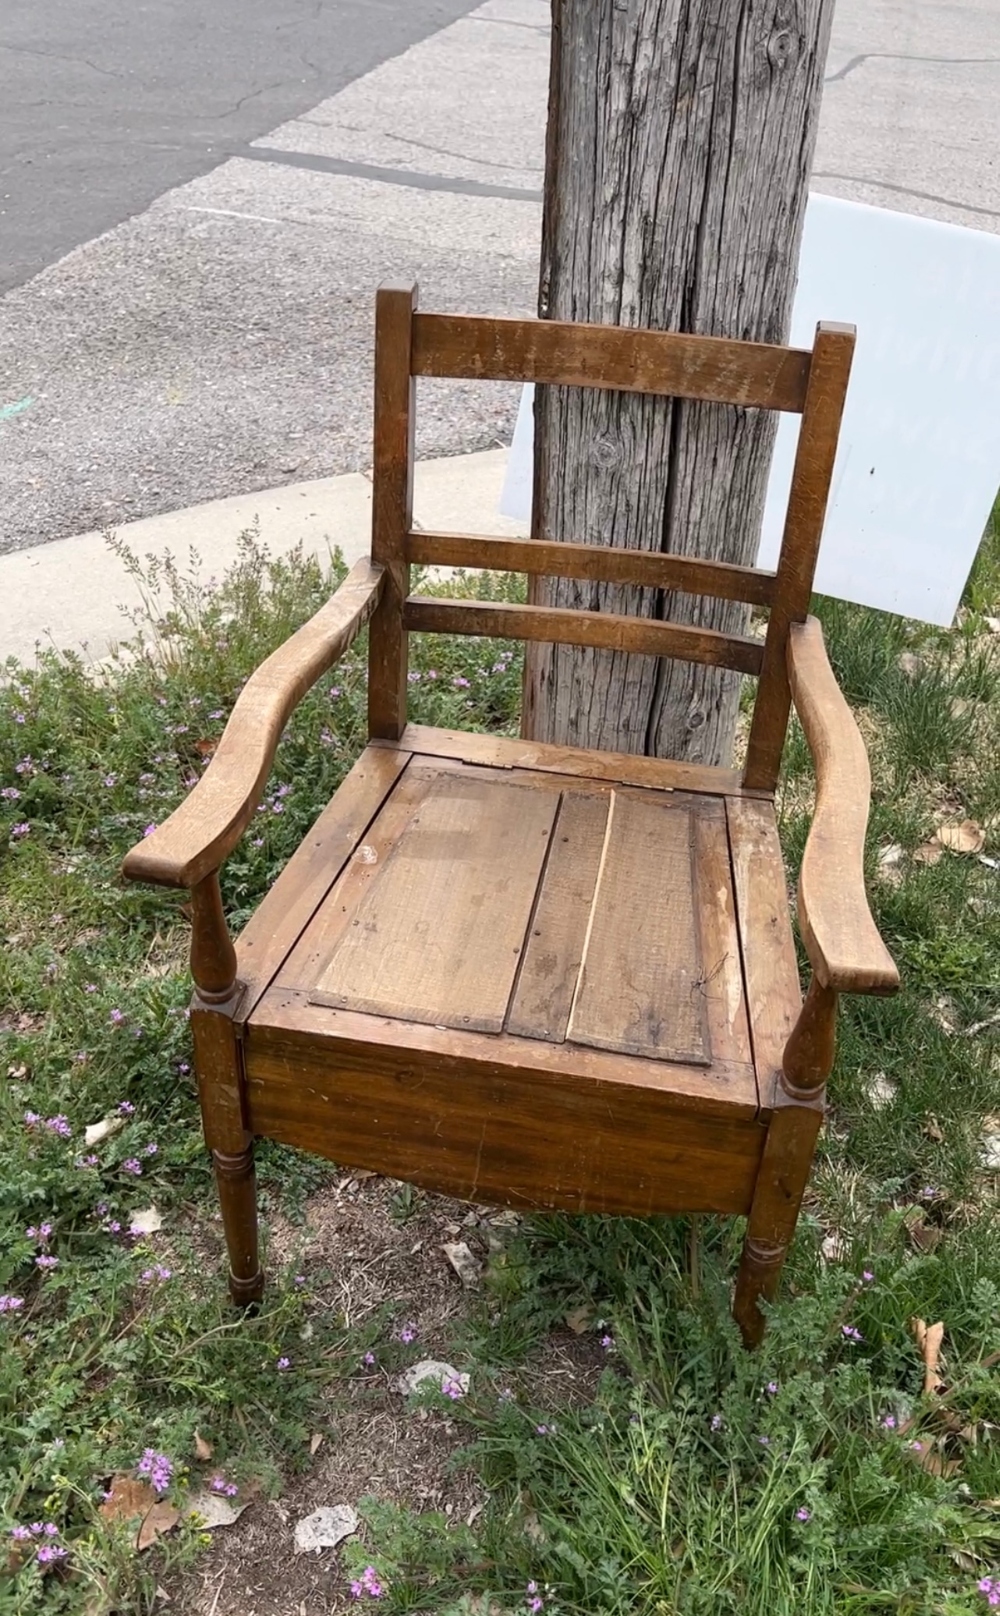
[406,530,778,605]
[785,616,899,994]
[525,0,837,765]
[412,311,811,409]
[405,595,764,674]
[121,557,383,888]
[368,283,416,741]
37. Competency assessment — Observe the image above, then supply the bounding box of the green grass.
[2,504,1000,1615]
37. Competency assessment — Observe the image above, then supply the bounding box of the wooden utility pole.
[524,0,836,765]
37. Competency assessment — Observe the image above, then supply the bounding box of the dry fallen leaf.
[983,616,1000,634]
[6,1063,28,1081]
[193,1430,213,1462]
[564,1303,595,1334]
[908,1438,959,1478]
[913,841,943,866]
[912,1318,946,1396]
[309,1432,324,1456]
[922,1115,944,1142]
[442,1240,482,1290]
[136,1501,180,1552]
[99,1476,157,1523]
[821,1231,846,1263]
[84,1115,125,1148]
[185,1490,249,1531]
[936,819,986,855]
[907,1219,943,1254]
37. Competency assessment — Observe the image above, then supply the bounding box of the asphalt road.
[0,0,481,293]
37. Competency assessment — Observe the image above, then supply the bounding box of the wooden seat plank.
[309,772,558,1032]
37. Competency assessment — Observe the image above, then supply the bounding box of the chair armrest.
[787,616,899,996]
[122,558,384,890]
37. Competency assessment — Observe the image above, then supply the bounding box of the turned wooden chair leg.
[734,978,837,1347]
[189,873,264,1306]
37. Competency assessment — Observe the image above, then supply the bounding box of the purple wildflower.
[277,1356,290,1370]
[796,1507,812,1522]
[137,1449,173,1494]
[35,1254,59,1271]
[398,1323,417,1344]
[600,1333,615,1350]
[766,1381,779,1395]
[361,1351,376,1367]
[44,1115,72,1138]
[1,786,20,799]
[109,1008,124,1024]
[862,1269,875,1283]
[535,1424,551,1436]
[881,1414,897,1429]
[36,1543,68,1564]
[453,676,471,688]
[10,1525,31,1540]
[710,1413,723,1431]
[209,1476,227,1493]
[122,1158,142,1176]
[142,823,157,837]
[24,1111,40,1127]
[140,1264,172,1283]
[224,1482,238,1497]
[758,1435,771,1446]
[441,1376,464,1400]
[10,823,30,838]
[294,1274,306,1286]
[118,1100,136,1116]
[144,1142,158,1156]
[841,1325,863,1343]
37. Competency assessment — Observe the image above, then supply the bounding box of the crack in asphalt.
[243,144,543,200]
[0,40,124,78]
[814,171,1000,220]
[826,50,1000,84]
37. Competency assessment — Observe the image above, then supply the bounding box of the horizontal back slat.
[404,597,764,676]
[407,530,776,606]
[411,313,812,412]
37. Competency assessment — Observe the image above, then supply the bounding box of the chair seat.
[235,726,802,1218]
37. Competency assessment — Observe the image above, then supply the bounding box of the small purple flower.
[36,1543,68,1564]
[24,1111,40,1127]
[710,1413,723,1431]
[35,1254,59,1271]
[178,1062,190,1075]
[441,1376,465,1400]
[209,1476,227,1493]
[10,1525,31,1540]
[143,823,157,837]
[44,1115,72,1138]
[144,1142,158,1156]
[84,983,97,993]
[0,1294,25,1314]
[140,1264,172,1283]
[118,1100,136,1116]
[10,822,30,838]
[766,1381,779,1395]
[362,1351,376,1367]
[862,1269,875,1283]
[758,1435,771,1446]
[137,1449,173,1494]
[109,1008,124,1025]
[277,1356,290,1370]
[1,786,20,799]
[13,712,25,724]
[535,1423,551,1436]
[407,671,422,683]
[398,1323,417,1344]
[452,676,471,688]
[224,1482,238,1497]
[529,1601,543,1615]
[122,1158,143,1176]
[294,1274,306,1287]
[841,1325,863,1344]
[600,1333,615,1350]
[208,710,224,720]
[796,1507,812,1522]
[881,1414,897,1429]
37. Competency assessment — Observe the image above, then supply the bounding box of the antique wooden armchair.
[123,285,898,1346]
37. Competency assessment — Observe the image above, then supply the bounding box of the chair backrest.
[366,281,854,793]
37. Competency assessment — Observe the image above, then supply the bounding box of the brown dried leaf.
[908,1221,943,1254]
[908,1438,959,1478]
[99,1476,157,1523]
[136,1501,180,1552]
[193,738,217,757]
[193,1430,213,1462]
[922,1115,944,1142]
[935,819,986,855]
[564,1304,594,1335]
[912,1318,946,1396]
[913,841,943,866]
[309,1432,324,1456]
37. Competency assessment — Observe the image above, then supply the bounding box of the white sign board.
[500,195,1000,627]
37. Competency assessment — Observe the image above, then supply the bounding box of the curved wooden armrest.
[787,616,899,996]
[122,558,384,890]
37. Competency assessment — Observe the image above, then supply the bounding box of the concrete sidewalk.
[0,448,524,667]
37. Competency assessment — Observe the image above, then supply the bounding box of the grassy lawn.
[1,510,999,1616]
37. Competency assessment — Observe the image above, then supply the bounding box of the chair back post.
[368,283,417,741]
[742,322,855,791]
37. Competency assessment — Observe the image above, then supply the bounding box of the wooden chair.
[123,285,899,1346]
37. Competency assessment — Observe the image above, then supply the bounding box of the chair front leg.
[189,873,264,1306]
[733,978,837,1347]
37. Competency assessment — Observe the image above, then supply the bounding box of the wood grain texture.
[310,773,557,1031]
[784,616,899,994]
[506,791,610,1043]
[781,976,838,1099]
[725,795,802,1109]
[691,801,754,1073]
[382,722,754,798]
[407,530,777,605]
[733,1099,822,1347]
[367,283,416,741]
[245,1000,764,1214]
[743,324,856,790]
[190,997,263,1304]
[404,596,765,675]
[526,0,837,766]
[252,990,760,1119]
[567,795,709,1063]
[233,745,412,1023]
[411,311,811,411]
[121,558,384,889]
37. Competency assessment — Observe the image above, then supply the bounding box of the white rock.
[442,1240,482,1289]
[129,1206,163,1236]
[84,1115,125,1147]
[185,1490,249,1530]
[293,1504,359,1556]
[397,1359,470,1397]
